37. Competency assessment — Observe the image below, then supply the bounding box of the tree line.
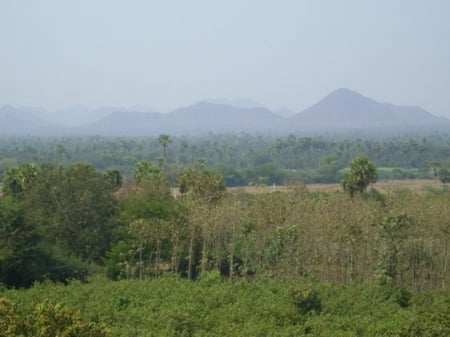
[1,132,450,185]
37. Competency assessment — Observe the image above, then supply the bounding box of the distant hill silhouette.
[165,101,283,133]
[1,89,449,136]
[76,110,166,135]
[291,88,448,129]
[204,98,264,109]
[0,105,51,134]
[273,107,296,118]
[75,102,283,136]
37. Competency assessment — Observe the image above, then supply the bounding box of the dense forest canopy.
[1,132,450,186]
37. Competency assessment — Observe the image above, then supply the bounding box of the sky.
[1,0,450,116]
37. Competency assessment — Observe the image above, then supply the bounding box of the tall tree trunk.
[155,240,161,278]
[443,242,448,288]
[201,238,208,275]
[188,229,195,280]
[229,241,234,282]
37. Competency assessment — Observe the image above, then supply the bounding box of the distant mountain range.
[1,88,449,136]
[0,105,55,134]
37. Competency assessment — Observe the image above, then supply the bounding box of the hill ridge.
[1,89,448,135]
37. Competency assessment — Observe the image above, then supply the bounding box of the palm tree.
[158,134,172,161]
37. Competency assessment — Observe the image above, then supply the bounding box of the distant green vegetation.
[1,132,450,185]
[377,167,420,180]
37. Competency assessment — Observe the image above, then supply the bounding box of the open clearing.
[226,179,440,194]
[170,179,442,197]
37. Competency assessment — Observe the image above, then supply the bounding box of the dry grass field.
[170,179,442,198]
[225,179,441,194]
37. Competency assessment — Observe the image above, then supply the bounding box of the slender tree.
[158,134,172,161]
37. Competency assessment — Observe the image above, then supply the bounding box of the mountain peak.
[204,98,263,109]
[0,104,52,133]
[322,88,375,106]
[292,88,447,129]
[0,104,18,115]
[329,87,361,96]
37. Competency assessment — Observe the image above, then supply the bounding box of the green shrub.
[290,284,322,315]
[0,297,108,337]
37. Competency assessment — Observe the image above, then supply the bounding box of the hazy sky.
[1,0,449,116]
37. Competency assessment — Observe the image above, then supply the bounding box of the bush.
[0,297,108,337]
[290,284,322,315]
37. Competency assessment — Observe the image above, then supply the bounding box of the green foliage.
[0,297,108,337]
[0,196,43,287]
[378,167,420,180]
[1,163,38,197]
[397,294,450,337]
[213,164,245,187]
[0,162,117,287]
[104,241,130,280]
[177,164,226,203]
[132,160,163,185]
[103,169,123,190]
[376,215,414,282]
[290,284,322,315]
[438,167,450,187]
[341,155,377,197]
[2,277,449,337]
[2,157,450,290]
[107,175,180,280]
[3,133,450,335]
[0,133,448,186]
[33,163,118,263]
[384,283,412,308]
[158,134,172,160]
[362,187,386,204]
[243,162,286,185]
[198,270,222,285]
[0,194,89,288]
[119,179,175,222]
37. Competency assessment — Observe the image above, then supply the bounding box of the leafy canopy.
[341,155,377,197]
